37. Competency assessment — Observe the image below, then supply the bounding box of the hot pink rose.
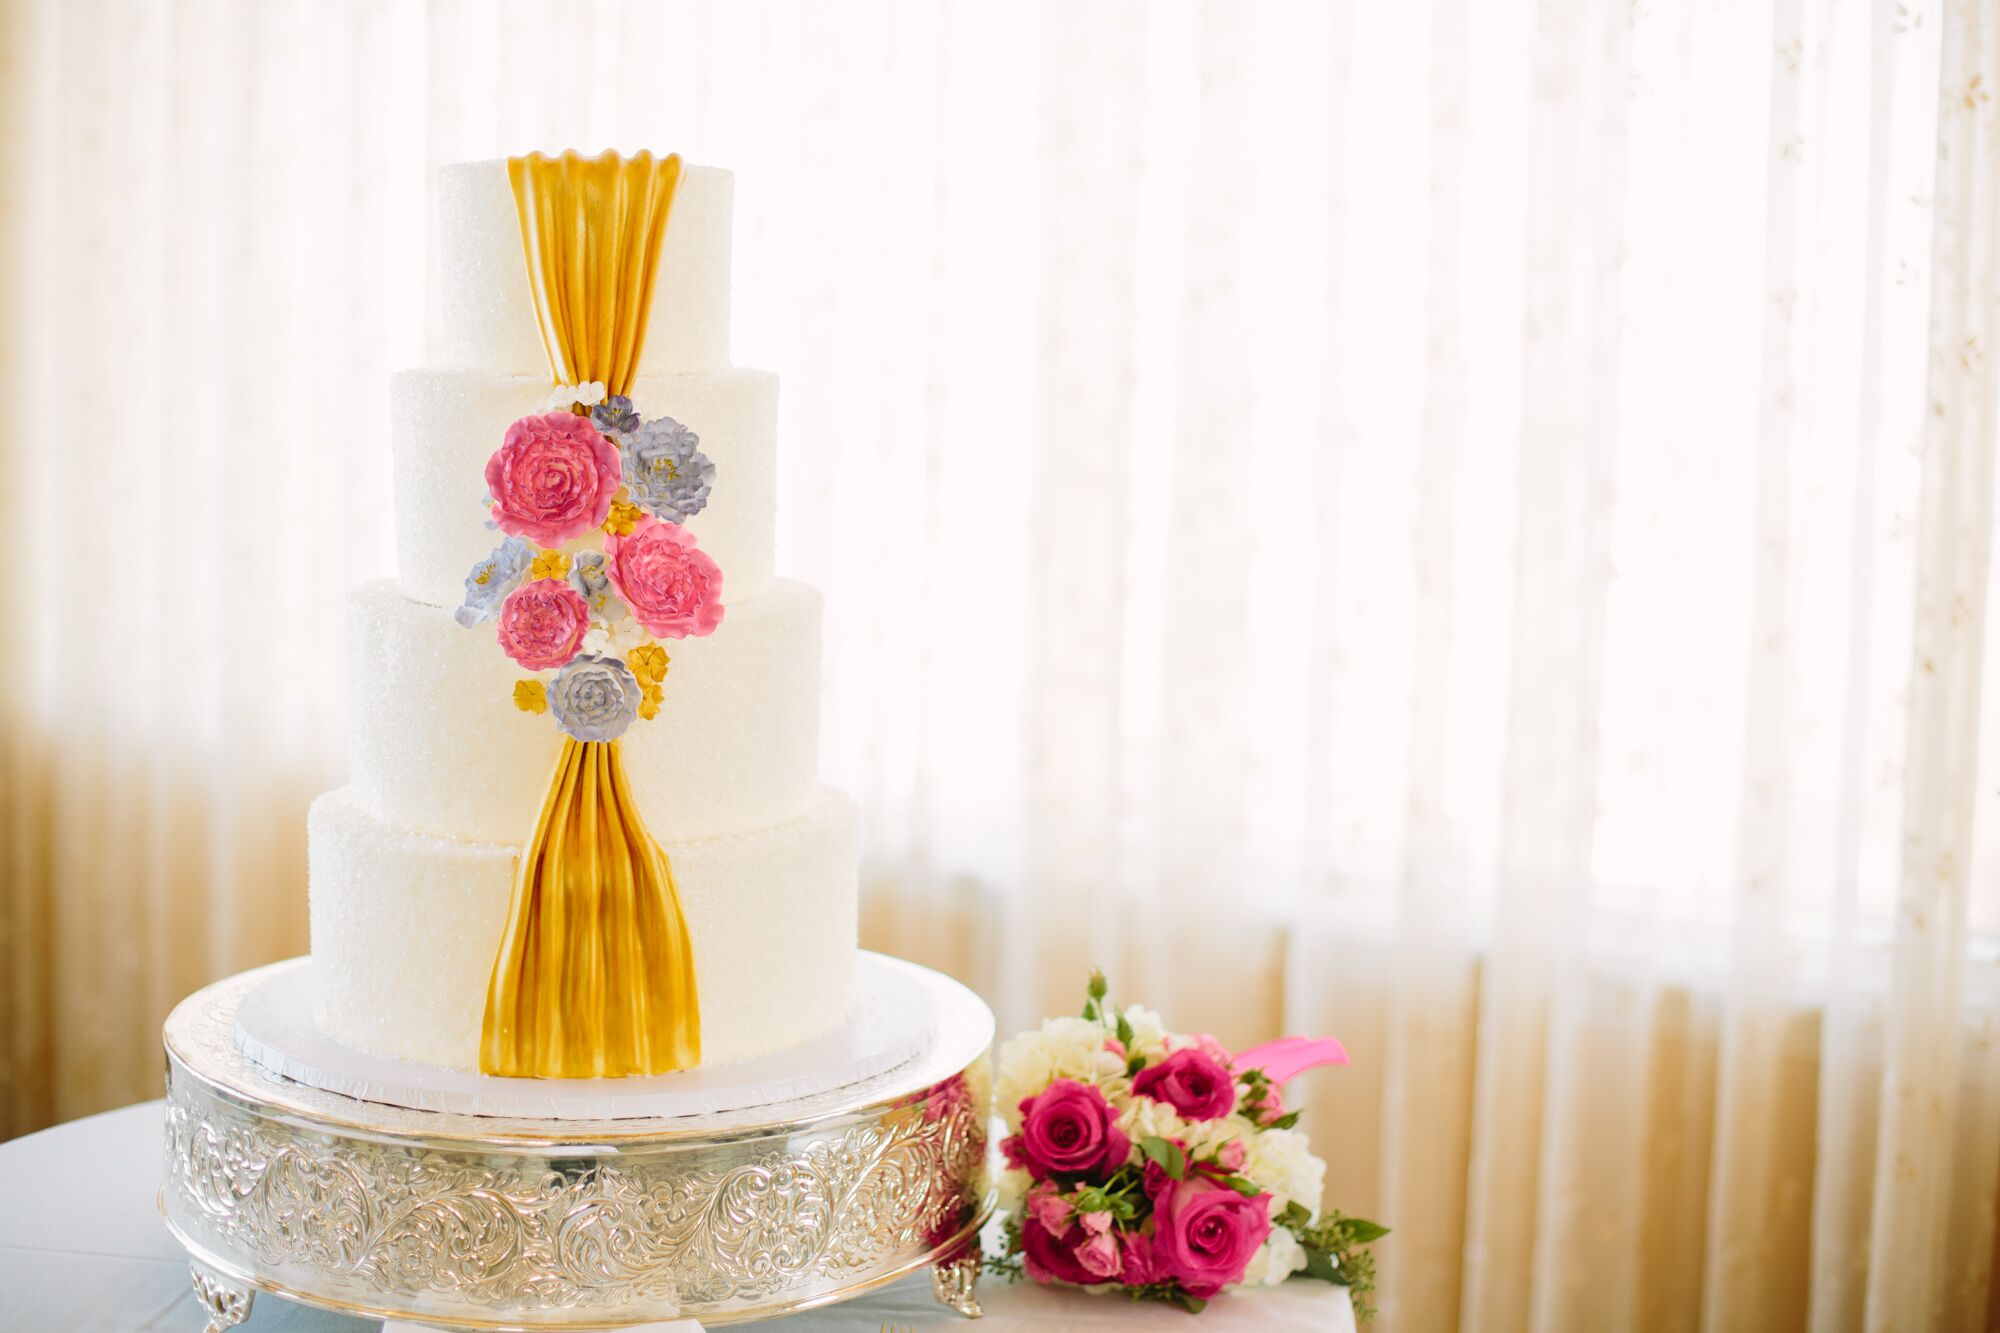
[1021,1217,1097,1286]
[604,517,725,639]
[1133,1047,1238,1121]
[495,579,590,670]
[1145,1172,1272,1298]
[1003,1079,1130,1182]
[485,412,623,546]
[1120,1229,1166,1286]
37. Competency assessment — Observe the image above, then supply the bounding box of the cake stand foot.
[189,1263,253,1332]
[931,1252,983,1318]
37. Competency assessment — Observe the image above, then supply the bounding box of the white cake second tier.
[308,784,859,1072]
[348,579,821,844]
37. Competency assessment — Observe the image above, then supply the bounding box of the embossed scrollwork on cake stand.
[160,965,995,1328]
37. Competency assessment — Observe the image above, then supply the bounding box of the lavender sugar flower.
[591,394,640,436]
[620,416,714,524]
[547,653,642,742]
[454,535,535,628]
[567,549,623,617]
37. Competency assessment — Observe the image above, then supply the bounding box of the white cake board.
[234,952,934,1120]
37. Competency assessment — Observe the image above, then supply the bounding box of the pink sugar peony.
[1145,1171,1273,1298]
[1133,1047,1238,1122]
[603,516,725,639]
[1005,1079,1131,1182]
[485,412,623,546]
[496,579,590,671]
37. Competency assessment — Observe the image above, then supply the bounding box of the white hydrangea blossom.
[1116,1096,1256,1164]
[1119,1004,1172,1063]
[993,1016,1128,1134]
[1238,1127,1326,1217]
[994,1165,1030,1219]
[582,611,649,660]
[546,381,608,411]
[1242,1223,1308,1286]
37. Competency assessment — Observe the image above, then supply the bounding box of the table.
[0,1103,1355,1331]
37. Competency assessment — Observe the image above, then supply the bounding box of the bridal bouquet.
[988,973,1385,1314]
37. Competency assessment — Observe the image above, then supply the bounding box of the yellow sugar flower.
[603,499,644,537]
[627,644,670,684]
[638,682,665,721]
[513,679,548,714]
[529,548,571,581]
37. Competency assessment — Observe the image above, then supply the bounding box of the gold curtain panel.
[508,149,682,397]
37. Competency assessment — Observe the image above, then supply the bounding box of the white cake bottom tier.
[307,784,859,1073]
[348,578,820,844]
[393,365,778,611]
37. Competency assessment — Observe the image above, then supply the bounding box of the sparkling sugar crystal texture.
[309,786,860,1072]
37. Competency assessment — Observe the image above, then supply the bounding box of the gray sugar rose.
[547,653,642,742]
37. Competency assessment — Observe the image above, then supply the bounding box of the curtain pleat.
[3,3,1998,1329]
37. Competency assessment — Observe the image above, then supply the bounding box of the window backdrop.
[3,1,1998,1329]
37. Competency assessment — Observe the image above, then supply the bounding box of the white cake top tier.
[437,159,734,375]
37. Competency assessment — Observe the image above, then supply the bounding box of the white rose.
[1239,1127,1326,1217]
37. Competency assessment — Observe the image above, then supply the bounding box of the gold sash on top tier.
[479,150,699,1079]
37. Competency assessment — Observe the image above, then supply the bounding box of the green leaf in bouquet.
[1267,1109,1302,1130]
[1217,1173,1264,1198]
[1277,1201,1313,1230]
[1127,1053,1148,1077]
[1301,1243,1341,1283]
[1115,1010,1135,1046]
[1139,1136,1187,1180]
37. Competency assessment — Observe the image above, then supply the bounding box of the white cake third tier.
[308,162,859,1073]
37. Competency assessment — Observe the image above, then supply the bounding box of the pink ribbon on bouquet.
[1234,1035,1350,1084]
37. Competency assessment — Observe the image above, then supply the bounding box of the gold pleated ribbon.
[479,150,699,1079]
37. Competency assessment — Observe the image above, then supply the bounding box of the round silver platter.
[161,959,995,1331]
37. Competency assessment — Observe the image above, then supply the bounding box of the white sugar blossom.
[582,610,649,660]
[1242,1225,1308,1286]
[1238,1126,1325,1218]
[545,381,608,411]
[993,1016,1127,1134]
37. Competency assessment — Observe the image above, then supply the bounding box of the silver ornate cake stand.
[161,961,994,1330]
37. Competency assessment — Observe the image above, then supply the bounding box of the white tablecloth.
[0,1102,1355,1332]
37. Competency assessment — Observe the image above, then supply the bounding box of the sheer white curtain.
[3,1,1998,1329]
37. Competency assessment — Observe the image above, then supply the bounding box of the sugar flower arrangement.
[988,973,1386,1316]
[455,383,722,741]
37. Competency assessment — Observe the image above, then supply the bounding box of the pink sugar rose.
[1133,1047,1238,1121]
[495,579,590,671]
[1006,1079,1130,1182]
[1021,1217,1097,1286]
[1145,1170,1273,1298]
[485,412,623,546]
[604,516,725,639]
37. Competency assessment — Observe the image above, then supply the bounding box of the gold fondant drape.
[508,149,683,396]
[480,150,699,1078]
